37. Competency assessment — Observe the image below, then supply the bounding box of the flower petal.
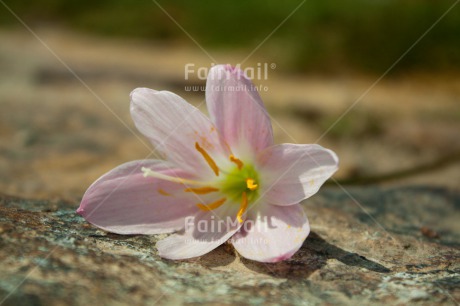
[130,88,227,177]
[259,144,338,206]
[231,203,309,262]
[206,65,273,154]
[77,160,199,234]
[156,203,242,260]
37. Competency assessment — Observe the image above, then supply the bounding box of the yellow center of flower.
[192,143,260,223]
[141,142,260,223]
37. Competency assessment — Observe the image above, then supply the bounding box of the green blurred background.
[1,0,459,75]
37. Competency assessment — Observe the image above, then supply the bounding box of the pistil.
[142,167,210,186]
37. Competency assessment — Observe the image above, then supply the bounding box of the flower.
[77,64,338,262]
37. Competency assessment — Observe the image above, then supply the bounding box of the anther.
[246,178,258,191]
[185,186,219,194]
[229,155,244,170]
[237,192,248,223]
[195,142,219,176]
[196,198,227,211]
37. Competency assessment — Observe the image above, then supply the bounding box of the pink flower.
[77,64,338,262]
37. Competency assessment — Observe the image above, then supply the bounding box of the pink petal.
[156,203,242,260]
[130,88,227,177]
[77,160,199,234]
[259,144,338,206]
[206,65,273,155]
[231,203,309,262]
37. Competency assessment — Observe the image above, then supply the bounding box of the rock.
[0,186,459,305]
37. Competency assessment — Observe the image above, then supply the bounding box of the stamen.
[185,186,219,194]
[246,178,258,191]
[142,167,209,186]
[158,188,171,196]
[229,155,244,169]
[237,192,248,223]
[197,197,227,211]
[195,142,219,176]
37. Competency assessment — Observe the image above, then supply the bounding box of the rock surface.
[1,186,459,306]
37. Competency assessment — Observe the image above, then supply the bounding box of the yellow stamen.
[185,186,219,194]
[229,154,244,170]
[197,197,227,211]
[195,142,219,176]
[237,192,248,223]
[158,188,171,196]
[246,178,258,191]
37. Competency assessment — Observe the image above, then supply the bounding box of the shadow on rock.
[198,243,237,268]
[239,232,389,279]
[305,232,390,273]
